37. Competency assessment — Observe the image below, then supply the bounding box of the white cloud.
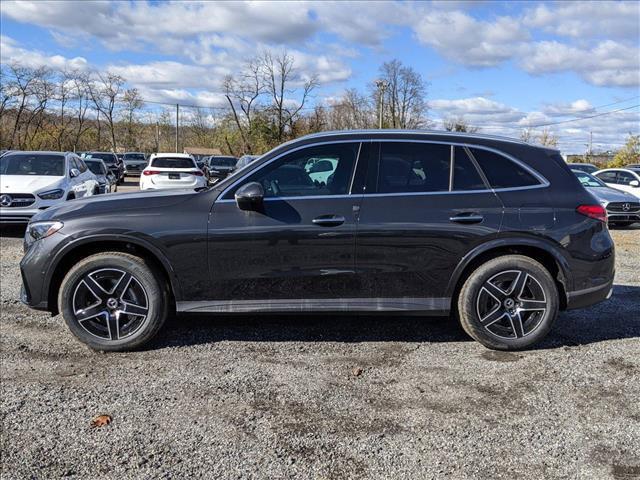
[523,1,640,40]
[0,35,88,71]
[412,11,528,67]
[520,40,640,88]
[430,96,524,123]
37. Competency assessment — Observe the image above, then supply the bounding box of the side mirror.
[70,168,80,178]
[235,182,264,211]
[630,180,640,187]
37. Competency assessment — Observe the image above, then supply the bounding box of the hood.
[0,175,64,194]
[586,185,639,204]
[31,188,200,223]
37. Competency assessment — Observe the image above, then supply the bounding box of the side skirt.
[176,297,451,314]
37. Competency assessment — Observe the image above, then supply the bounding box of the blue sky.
[1,0,638,153]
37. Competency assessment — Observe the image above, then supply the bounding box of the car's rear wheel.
[457,255,559,350]
[58,252,168,351]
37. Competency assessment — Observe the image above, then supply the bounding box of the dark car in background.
[83,152,125,184]
[204,155,238,183]
[567,163,598,174]
[123,152,148,177]
[84,158,117,193]
[20,130,615,352]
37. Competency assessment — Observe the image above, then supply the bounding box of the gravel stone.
[1,223,639,479]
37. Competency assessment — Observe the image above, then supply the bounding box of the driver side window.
[239,143,359,198]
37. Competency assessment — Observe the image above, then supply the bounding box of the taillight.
[191,170,204,176]
[143,170,160,176]
[576,204,607,223]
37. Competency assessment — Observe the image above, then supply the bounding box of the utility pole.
[155,122,160,152]
[375,79,388,129]
[588,131,593,156]
[175,103,179,152]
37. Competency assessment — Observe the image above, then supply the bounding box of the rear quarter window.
[470,148,540,189]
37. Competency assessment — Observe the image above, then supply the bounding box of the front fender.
[44,233,182,302]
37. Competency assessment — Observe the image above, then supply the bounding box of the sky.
[1,0,639,153]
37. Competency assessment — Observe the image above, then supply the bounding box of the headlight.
[37,189,65,200]
[27,221,64,242]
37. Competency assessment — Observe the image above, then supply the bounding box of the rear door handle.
[449,214,484,224]
[312,215,345,227]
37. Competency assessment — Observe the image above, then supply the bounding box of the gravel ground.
[1,218,639,479]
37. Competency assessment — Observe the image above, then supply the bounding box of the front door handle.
[449,214,484,224]
[312,215,345,227]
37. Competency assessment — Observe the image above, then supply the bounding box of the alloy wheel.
[72,268,149,341]
[476,269,547,339]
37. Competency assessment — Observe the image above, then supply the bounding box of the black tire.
[58,252,168,351]
[457,255,559,350]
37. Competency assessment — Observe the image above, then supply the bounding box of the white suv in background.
[593,168,640,199]
[140,153,207,191]
[0,151,99,224]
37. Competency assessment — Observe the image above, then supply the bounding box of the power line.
[525,104,640,128]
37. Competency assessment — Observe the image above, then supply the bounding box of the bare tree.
[89,72,124,151]
[260,50,318,142]
[46,69,76,151]
[520,128,533,143]
[6,64,49,149]
[537,128,559,148]
[121,88,144,150]
[69,71,92,151]
[443,117,479,133]
[223,57,265,153]
[376,60,428,129]
[329,88,373,130]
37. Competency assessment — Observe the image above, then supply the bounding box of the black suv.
[84,152,125,184]
[20,131,614,351]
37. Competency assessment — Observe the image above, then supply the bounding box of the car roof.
[292,129,558,152]
[151,153,193,158]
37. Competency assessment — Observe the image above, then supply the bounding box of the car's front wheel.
[457,255,559,350]
[58,252,168,351]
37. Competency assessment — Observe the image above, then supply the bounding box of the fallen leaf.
[90,414,112,428]
[352,367,363,377]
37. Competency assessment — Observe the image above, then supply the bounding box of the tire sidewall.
[458,255,559,350]
[59,253,167,351]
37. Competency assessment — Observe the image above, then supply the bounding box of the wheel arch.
[46,235,180,314]
[447,238,571,310]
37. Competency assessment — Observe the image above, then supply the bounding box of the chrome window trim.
[217,137,549,202]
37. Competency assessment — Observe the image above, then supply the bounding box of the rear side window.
[378,142,450,193]
[151,157,196,168]
[453,147,486,191]
[470,148,539,189]
[595,171,618,183]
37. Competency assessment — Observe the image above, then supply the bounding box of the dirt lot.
[1,216,639,479]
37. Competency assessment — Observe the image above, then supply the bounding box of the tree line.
[0,53,431,156]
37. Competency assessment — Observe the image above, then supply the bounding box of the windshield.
[211,157,237,167]
[151,157,195,168]
[574,170,606,187]
[87,153,117,164]
[0,154,65,176]
[85,160,106,175]
[124,153,146,161]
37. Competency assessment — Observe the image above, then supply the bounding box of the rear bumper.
[566,279,614,310]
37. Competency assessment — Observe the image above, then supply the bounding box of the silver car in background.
[573,169,640,226]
